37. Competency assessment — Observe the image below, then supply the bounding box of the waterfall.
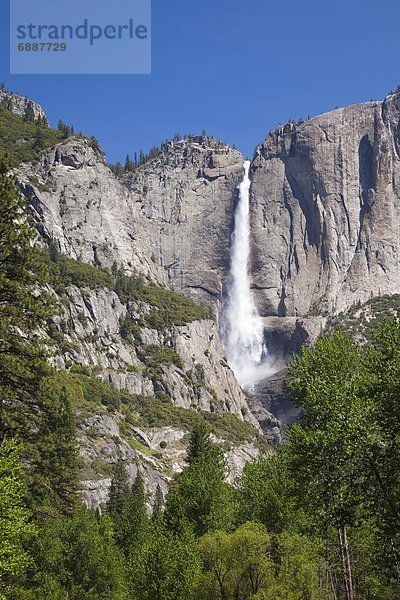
[220,160,270,389]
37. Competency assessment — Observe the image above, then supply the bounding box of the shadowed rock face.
[250,92,400,319]
[252,369,299,433]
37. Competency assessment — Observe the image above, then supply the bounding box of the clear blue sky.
[1,0,399,163]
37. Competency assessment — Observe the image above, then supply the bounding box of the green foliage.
[140,344,183,373]
[202,412,261,448]
[327,293,400,342]
[237,454,300,534]
[61,371,258,446]
[107,460,130,520]
[287,331,366,527]
[118,314,141,341]
[0,104,66,166]
[165,427,234,536]
[198,523,324,600]
[114,270,211,329]
[0,437,35,597]
[282,324,400,598]
[27,374,79,513]
[0,160,52,440]
[361,316,400,577]
[57,119,74,138]
[117,473,149,559]
[42,243,114,292]
[152,484,164,520]
[120,390,258,446]
[263,531,325,600]
[187,422,213,465]
[135,519,201,600]
[43,248,210,331]
[24,508,127,599]
[198,522,274,600]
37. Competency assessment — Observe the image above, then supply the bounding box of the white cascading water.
[220,160,271,389]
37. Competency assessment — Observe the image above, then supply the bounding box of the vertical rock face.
[124,137,244,307]
[20,135,244,309]
[18,139,163,283]
[250,91,400,318]
[14,86,400,443]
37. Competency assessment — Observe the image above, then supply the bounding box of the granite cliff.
[4,86,400,503]
[1,92,276,508]
[250,91,400,320]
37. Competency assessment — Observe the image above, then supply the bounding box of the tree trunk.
[328,566,338,600]
[338,525,354,600]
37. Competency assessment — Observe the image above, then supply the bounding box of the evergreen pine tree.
[115,162,124,177]
[187,422,212,464]
[152,484,164,521]
[124,154,132,172]
[24,105,35,123]
[28,376,79,513]
[48,239,59,263]
[57,119,70,138]
[119,472,149,557]
[27,507,127,598]
[0,159,51,441]
[33,126,45,150]
[165,426,232,536]
[107,459,130,519]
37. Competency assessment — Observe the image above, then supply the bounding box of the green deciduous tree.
[0,437,35,597]
[198,522,274,600]
[265,531,326,600]
[237,454,299,534]
[137,519,201,600]
[26,508,127,599]
[287,331,366,600]
[362,316,400,579]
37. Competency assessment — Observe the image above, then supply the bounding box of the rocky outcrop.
[13,86,400,455]
[260,315,327,368]
[123,136,244,307]
[49,284,255,421]
[0,89,49,125]
[78,409,262,510]
[78,411,169,511]
[253,369,300,434]
[250,91,400,319]
[48,281,268,508]
[19,139,163,282]
[18,135,244,310]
